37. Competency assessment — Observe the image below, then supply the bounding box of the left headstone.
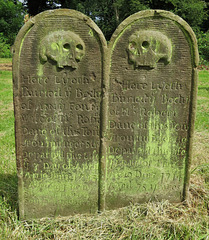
[13,9,106,219]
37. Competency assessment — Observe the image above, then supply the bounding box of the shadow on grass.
[0,173,18,211]
[199,86,209,92]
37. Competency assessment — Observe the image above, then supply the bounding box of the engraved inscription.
[13,10,104,219]
[107,14,196,209]
[13,9,198,219]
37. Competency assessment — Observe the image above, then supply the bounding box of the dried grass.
[0,68,208,239]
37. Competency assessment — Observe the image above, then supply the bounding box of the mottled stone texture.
[13,9,198,219]
[13,9,106,219]
[106,10,198,209]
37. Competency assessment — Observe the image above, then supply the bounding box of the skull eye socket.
[63,43,71,50]
[129,42,136,51]
[142,41,150,49]
[51,42,59,50]
[76,44,83,50]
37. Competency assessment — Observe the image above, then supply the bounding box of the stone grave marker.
[13,9,198,219]
[13,9,106,219]
[106,10,198,209]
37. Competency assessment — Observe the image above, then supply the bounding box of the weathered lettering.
[13,9,105,219]
[106,10,198,209]
[13,9,198,219]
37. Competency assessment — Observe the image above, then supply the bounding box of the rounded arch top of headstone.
[13,9,107,71]
[12,8,107,219]
[109,9,199,67]
[105,9,199,208]
[15,8,107,46]
[12,8,200,219]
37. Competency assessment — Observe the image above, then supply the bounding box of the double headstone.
[13,9,198,219]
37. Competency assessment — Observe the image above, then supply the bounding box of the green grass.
[195,71,209,131]
[0,58,12,64]
[0,69,208,239]
[0,70,17,216]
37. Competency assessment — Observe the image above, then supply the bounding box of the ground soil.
[198,64,209,70]
[0,63,12,71]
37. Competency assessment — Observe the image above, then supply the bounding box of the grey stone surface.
[105,10,198,209]
[13,9,198,219]
[13,9,106,219]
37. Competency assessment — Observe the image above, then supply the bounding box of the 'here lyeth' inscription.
[13,9,198,219]
[106,11,198,208]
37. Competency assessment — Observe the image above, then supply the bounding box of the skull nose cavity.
[142,41,149,49]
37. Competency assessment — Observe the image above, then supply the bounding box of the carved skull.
[127,30,172,69]
[39,31,85,69]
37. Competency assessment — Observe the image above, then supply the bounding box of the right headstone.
[106,10,198,208]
